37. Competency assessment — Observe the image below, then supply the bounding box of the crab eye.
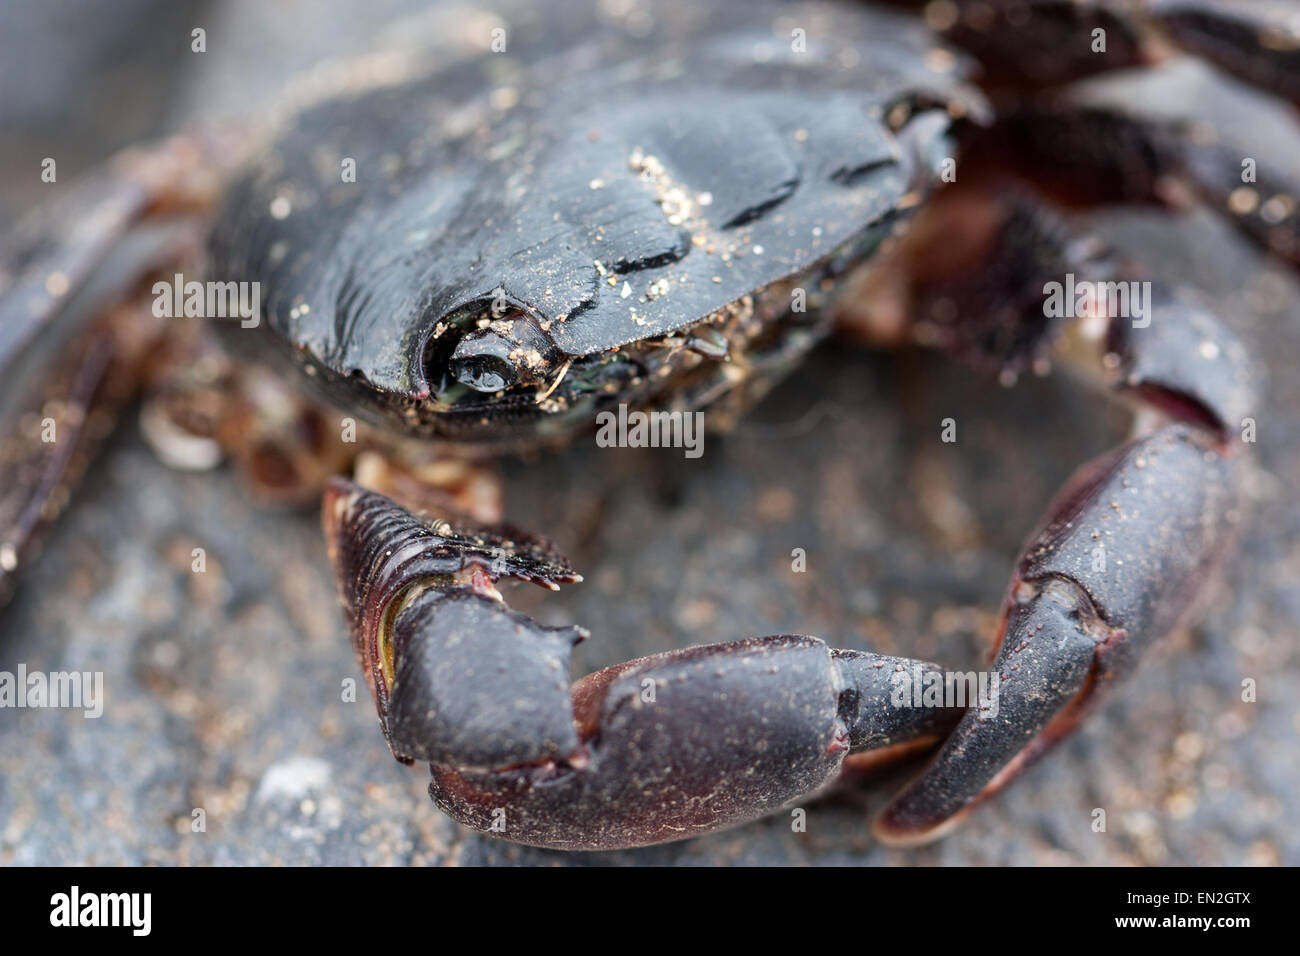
[449,330,519,392]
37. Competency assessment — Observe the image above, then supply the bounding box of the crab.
[0,0,1296,852]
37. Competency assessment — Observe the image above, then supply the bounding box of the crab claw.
[386,589,588,767]
[322,477,966,849]
[876,424,1246,844]
[875,576,1111,844]
[321,476,584,764]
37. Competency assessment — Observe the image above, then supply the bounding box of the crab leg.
[0,140,215,601]
[876,420,1247,843]
[854,184,1258,843]
[908,0,1300,270]
[322,477,964,850]
[903,0,1300,104]
[0,298,159,603]
[1147,0,1300,106]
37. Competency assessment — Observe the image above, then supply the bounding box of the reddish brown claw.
[876,424,1247,844]
[323,478,963,849]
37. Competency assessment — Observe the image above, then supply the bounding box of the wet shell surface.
[209,0,979,442]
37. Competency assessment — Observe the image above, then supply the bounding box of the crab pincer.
[875,286,1257,844]
[323,477,964,850]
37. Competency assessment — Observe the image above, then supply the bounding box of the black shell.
[209,1,977,439]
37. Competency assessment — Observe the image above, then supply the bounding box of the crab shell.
[207,1,984,447]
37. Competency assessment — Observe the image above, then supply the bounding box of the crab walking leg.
[1146,0,1300,106]
[900,0,1300,270]
[322,478,964,850]
[0,137,217,374]
[0,300,158,603]
[905,0,1300,105]
[0,143,215,601]
[873,294,1258,845]
[971,78,1300,272]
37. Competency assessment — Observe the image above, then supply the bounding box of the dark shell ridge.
[209,1,976,403]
